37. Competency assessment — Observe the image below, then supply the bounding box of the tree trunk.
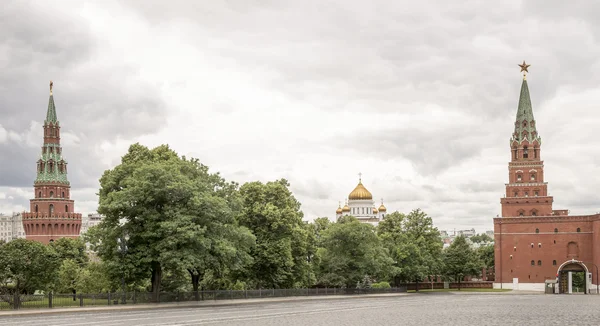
[151,262,162,302]
[188,269,201,301]
[415,278,419,292]
[72,289,77,301]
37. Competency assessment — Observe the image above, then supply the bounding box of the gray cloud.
[0,1,167,194]
[3,1,600,234]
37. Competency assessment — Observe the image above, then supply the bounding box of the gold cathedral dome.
[336,202,343,214]
[378,200,387,212]
[348,176,373,200]
[342,204,350,212]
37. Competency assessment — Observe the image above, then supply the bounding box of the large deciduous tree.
[237,179,309,289]
[377,209,443,289]
[0,239,59,296]
[94,143,254,300]
[50,237,89,266]
[317,216,393,288]
[443,235,482,289]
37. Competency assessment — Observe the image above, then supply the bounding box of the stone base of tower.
[22,212,82,244]
[494,214,600,291]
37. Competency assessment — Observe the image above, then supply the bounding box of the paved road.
[1,293,600,325]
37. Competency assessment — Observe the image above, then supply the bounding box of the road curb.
[0,293,411,317]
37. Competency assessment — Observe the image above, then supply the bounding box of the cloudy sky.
[2,0,600,232]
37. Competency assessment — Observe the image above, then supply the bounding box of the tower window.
[35,205,38,213]
[514,191,518,197]
[538,243,542,248]
[530,260,535,266]
[49,204,54,215]
[523,146,529,158]
[537,260,542,266]
[49,191,54,198]
[577,228,581,233]
[530,174,536,181]
[517,174,522,181]
[38,191,42,198]
[519,212,524,216]
[554,228,558,233]
[535,228,539,233]
[524,191,529,197]
[530,243,534,248]
[65,205,69,213]
[534,190,539,196]
[553,260,557,266]
[62,191,65,198]
[531,211,536,216]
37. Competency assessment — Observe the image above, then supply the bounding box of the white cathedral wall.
[348,199,375,218]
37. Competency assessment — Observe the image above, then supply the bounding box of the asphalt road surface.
[1,293,600,325]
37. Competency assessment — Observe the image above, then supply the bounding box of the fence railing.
[0,287,407,310]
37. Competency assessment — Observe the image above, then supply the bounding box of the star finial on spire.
[358,172,362,183]
[49,80,53,95]
[518,60,530,80]
[381,198,384,204]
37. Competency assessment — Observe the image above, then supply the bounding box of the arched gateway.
[556,259,589,294]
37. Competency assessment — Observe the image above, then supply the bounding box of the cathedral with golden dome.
[335,174,388,225]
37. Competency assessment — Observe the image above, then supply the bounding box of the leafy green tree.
[317,216,393,288]
[477,244,494,279]
[377,209,443,289]
[50,237,89,266]
[0,239,60,296]
[470,233,493,244]
[56,259,81,299]
[77,261,112,293]
[237,179,309,289]
[443,236,482,289]
[94,143,255,300]
[312,217,331,246]
[478,244,494,269]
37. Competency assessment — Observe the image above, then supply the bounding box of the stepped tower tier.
[22,81,82,244]
[500,63,556,218]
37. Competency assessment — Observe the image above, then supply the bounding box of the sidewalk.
[0,293,410,317]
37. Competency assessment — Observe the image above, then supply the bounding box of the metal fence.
[0,287,407,310]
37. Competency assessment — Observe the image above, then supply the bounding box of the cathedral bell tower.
[22,81,82,244]
[500,62,553,217]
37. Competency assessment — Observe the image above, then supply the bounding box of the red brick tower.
[22,81,82,244]
[500,62,555,218]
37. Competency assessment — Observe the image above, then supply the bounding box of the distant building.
[21,81,82,244]
[80,213,104,235]
[455,228,476,238]
[335,174,389,226]
[0,213,26,243]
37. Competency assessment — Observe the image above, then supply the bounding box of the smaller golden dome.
[373,207,378,214]
[378,201,387,212]
[342,204,350,212]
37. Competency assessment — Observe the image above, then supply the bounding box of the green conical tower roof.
[511,64,541,145]
[45,81,58,124]
[35,80,69,185]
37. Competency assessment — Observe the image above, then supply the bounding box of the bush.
[371,282,391,289]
